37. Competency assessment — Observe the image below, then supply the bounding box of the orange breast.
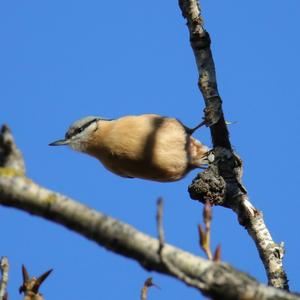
[86,114,207,182]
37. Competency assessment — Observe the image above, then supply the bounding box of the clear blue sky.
[1,1,300,299]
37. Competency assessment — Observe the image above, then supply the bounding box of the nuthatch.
[49,114,209,182]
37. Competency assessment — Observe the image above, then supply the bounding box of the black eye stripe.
[79,118,98,132]
[66,118,99,139]
[74,127,84,135]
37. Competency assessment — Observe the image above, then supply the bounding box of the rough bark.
[0,125,298,300]
[179,0,289,289]
[0,0,293,297]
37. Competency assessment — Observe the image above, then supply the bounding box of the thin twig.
[155,197,208,292]
[198,201,213,260]
[156,198,164,255]
[19,265,52,300]
[213,244,221,262]
[198,201,221,261]
[0,257,9,300]
[180,0,289,289]
[140,277,159,300]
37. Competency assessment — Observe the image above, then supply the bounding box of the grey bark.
[179,0,288,289]
[0,125,298,300]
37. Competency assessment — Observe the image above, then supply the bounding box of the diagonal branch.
[179,0,288,290]
[0,169,299,300]
[0,125,298,300]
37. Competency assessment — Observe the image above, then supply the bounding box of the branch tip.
[141,277,159,300]
[198,203,213,260]
[213,245,221,262]
[156,197,165,255]
[19,265,52,298]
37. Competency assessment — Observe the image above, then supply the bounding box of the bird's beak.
[49,139,70,146]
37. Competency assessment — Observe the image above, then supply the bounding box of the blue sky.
[0,1,300,299]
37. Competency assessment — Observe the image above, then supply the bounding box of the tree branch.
[0,125,25,176]
[0,257,9,300]
[0,125,298,299]
[179,0,289,289]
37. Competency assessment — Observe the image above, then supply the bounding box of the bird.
[49,114,209,182]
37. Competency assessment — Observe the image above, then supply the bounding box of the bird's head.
[49,116,102,152]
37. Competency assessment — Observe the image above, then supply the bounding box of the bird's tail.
[189,137,210,168]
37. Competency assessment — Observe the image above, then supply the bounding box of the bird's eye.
[75,127,84,135]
